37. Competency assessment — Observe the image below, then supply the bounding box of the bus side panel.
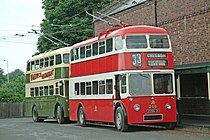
[71,52,174,78]
[69,99,114,123]
[122,96,176,124]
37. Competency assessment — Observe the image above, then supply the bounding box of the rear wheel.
[115,107,128,132]
[78,106,86,127]
[56,105,65,124]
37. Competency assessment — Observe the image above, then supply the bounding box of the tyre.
[32,106,44,122]
[78,106,86,127]
[115,107,128,132]
[165,122,176,130]
[56,105,65,124]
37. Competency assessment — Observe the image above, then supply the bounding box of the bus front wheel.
[32,106,43,122]
[115,107,128,132]
[56,105,65,124]
[165,122,176,130]
[78,106,86,127]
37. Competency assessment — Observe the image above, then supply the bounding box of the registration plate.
[146,109,160,113]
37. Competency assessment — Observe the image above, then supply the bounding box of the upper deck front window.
[149,35,169,48]
[126,35,147,49]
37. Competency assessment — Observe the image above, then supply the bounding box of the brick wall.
[94,0,210,65]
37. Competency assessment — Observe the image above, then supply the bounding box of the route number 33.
[132,53,142,67]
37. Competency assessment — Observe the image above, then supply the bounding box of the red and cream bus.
[69,25,176,131]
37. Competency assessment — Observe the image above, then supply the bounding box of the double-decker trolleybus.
[69,25,176,131]
[25,47,70,124]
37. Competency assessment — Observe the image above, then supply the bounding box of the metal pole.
[154,0,158,27]
[4,60,9,83]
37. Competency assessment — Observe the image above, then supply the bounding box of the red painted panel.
[69,99,114,123]
[122,96,177,124]
[69,96,176,124]
[70,52,174,77]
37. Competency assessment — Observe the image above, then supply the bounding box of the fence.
[0,103,24,119]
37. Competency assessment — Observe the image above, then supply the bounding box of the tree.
[8,69,25,82]
[37,0,112,52]
[0,69,25,103]
[0,68,6,86]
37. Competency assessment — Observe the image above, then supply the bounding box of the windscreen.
[129,74,151,96]
[153,74,173,94]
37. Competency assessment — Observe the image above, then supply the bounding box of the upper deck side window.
[126,35,147,49]
[115,36,123,50]
[70,37,114,62]
[50,56,54,66]
[149,35,169,48]
[106,38,113,53]
[63,53,69,64]
[56,54,62,65]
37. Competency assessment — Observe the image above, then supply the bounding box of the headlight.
[166,103,172,110]
[134,104,140,111]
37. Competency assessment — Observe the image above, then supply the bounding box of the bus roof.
[28,47,71,62]
[72,25,169,48]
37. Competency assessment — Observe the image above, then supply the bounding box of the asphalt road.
[0,118,209,140]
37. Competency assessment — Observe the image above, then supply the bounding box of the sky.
[0,0,44,74]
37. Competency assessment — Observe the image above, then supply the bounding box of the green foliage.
[0,68,6,85]
[0,69,25,103]
[37,0,112,52]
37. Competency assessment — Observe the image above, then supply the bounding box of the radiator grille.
[144,114,163,121]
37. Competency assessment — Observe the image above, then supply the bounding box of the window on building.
[92,81,98,95]
[86,82,91,95]
[93,42,98,56]
[86,45,92,57]
[80,82,85,95]
[99,80,105,94]
[115,36,123,50]
[99,41,105,54]
[106,38,113,53]
[126,35,147,49]
[63,53,69,64]
[50,56,54,66]
[80,46,85,59]
[56,54,62,65]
